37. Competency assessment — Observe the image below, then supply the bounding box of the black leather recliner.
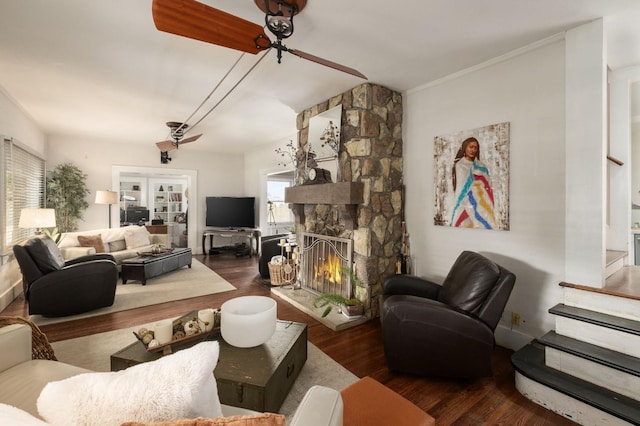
[13,236,118,317]
[380,251,516,379]
[258,234,288,279]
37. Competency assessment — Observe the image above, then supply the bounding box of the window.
[1,136,46,253]
[267,172,294,232]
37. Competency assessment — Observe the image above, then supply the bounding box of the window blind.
[1,137,46,253]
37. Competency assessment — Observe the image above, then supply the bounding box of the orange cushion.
[340,376,435,426]
[77,234,105,253]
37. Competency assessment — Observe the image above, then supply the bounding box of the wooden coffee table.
[121,247,192,285]
[110,319,307,412]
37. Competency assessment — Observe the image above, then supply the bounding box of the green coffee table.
[110,319,307,412]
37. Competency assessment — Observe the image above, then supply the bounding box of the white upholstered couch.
[58,225,167,265]
[0,323,344,426]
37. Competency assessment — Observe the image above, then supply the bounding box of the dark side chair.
[13,236,118,317]
[380,251,516,379]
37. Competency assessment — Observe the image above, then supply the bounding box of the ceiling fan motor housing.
[258,0,306,40]
[167,121,187,141]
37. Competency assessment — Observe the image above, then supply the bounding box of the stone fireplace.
[284,83,404,321]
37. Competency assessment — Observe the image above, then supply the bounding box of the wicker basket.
[0,316,57,361]
[268,260,296,286]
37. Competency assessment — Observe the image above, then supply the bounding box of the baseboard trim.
[495,324,533,351]
[0,278,22,312]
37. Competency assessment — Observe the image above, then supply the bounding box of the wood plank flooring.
[1,254,576,425]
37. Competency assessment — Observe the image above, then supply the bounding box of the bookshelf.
[152,182,186,223]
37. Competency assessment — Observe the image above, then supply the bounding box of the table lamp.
[95,190,119,228]
[18,208,56,235]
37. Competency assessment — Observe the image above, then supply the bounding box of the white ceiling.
[2,0,640,154]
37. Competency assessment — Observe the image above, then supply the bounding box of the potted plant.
[313,293,364,318]
[46,163,90,232]
[313,266,365,318]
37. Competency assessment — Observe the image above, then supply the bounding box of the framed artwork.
[433,122,510,230]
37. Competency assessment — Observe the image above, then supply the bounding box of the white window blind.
[1,137,46,253]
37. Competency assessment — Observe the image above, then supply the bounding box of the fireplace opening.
[299,232,353,300]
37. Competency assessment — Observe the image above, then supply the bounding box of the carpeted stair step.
[549,304,640,358]
[512,341,640,424]
[539,331,640,400]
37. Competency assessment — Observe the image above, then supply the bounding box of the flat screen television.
[121,208,150,224]
[205,197,255,229]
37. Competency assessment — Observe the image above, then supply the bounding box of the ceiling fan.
[155,122,202,151]
[151,0,367,79]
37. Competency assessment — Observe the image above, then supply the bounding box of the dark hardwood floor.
[1,254,575,425]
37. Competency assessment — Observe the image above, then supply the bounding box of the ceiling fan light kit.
[151,0,366,78]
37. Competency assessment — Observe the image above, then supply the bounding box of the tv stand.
[202,228,260,256]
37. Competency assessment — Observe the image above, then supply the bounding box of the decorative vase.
[220,296,277,348]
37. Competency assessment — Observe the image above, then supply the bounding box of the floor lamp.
[95,190,118,228]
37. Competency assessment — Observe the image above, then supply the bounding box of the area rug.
[52,323,359,422]
[31,259,236,326]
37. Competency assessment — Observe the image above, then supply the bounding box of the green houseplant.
[313,266,365,318]
[46,163,90,233]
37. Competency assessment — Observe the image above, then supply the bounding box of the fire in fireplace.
[299,232,353,299]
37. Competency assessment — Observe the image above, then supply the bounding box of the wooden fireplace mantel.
[285,182,364,229]
[285,182,364,205]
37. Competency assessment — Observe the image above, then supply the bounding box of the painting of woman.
[433,122,509,230]
[450,137,497,229]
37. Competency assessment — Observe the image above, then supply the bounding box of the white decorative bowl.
[221,296,277,348]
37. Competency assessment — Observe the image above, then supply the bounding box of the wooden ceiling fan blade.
[288,49,367,79]
[179,134,202,144]
[156,140,176,151]
[152,0,270,54]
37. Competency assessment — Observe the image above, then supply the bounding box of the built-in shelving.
[152,182,186,224]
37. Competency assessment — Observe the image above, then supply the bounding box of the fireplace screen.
[299,232,353,299]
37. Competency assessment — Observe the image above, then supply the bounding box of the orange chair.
[340,376,435,426]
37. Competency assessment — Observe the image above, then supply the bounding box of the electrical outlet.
[511,312,521,326]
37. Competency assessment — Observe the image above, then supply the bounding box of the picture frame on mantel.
[433,121,510,230]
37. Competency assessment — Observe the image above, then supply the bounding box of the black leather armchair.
[380,251,516,378]
[13,237,118,317]
[258,234,287,279]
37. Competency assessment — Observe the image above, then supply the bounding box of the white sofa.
[58,225,167,265]
[0,323,344,426]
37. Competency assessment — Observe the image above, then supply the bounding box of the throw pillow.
[24,236,65,274]
[109,239,127,252]
[37,341,223,426]
[77,234,106,253]
[0,403,49,426]
[121,413,286,426]
[124,226,151,249]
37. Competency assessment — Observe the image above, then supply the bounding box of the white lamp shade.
[95,190,118,204]
[18,208,56,229]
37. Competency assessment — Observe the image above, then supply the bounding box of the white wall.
[404,39,566,349]
[0,88,48,311]
[564,20,607,286]
[47,134,246,254]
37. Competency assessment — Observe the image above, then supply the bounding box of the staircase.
[512,251,640,425]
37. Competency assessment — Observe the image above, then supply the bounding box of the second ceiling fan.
[151,0,367,79]
[155,122,202,152]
